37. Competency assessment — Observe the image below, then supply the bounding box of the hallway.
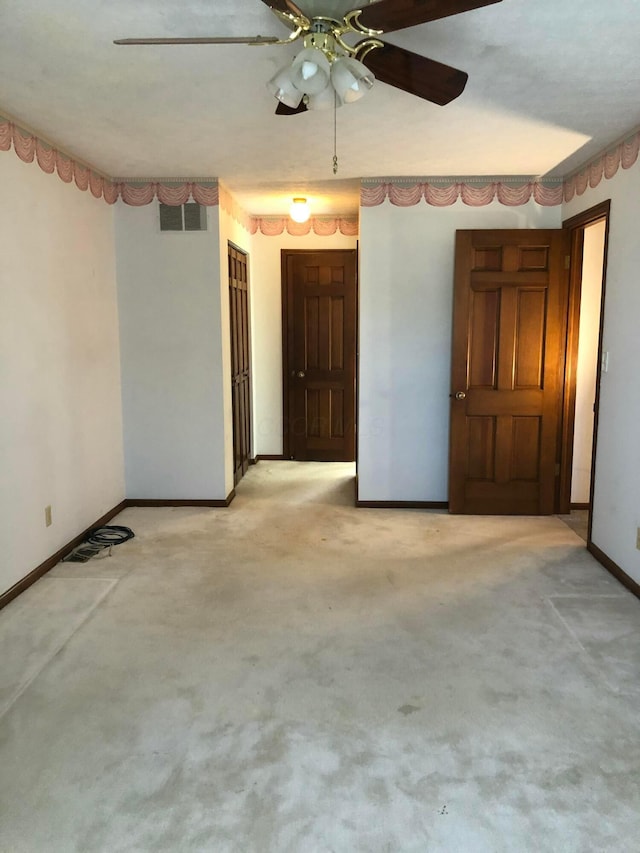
[1,462,639,851]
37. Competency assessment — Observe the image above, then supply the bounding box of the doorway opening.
[558,201,611,543]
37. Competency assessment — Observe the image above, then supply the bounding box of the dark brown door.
[229,244,252,485]
[283,249,357,462]
[449,229,569,514]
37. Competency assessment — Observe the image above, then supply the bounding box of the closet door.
[228,244,252,485]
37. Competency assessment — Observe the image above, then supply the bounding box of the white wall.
[358,200,561,502]
[115,201,356,498]
[564,168,640,583]
[249,229,358,457]
[115,201,229,500]
[0,154,124,596]
[571,219,606,504]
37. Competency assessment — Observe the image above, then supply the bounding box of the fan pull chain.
[333,92,339,175]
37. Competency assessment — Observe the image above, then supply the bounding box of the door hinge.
[555,462,561,476]
[564,254,571,270]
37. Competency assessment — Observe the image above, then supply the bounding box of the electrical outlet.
[45,505,52,527]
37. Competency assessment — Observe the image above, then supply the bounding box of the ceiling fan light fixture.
[330,56,375,104]
[290,47,331,95]
[290,197,311,223]
[267,67,303,109]
[116,0,492,115]
[305,85,339,111]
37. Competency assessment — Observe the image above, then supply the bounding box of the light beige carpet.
[1,462,639,852]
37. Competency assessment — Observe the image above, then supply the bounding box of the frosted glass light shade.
[290,198,310,223]
[291,47,331,95]
[267,67,303,109]
[306,85,338,111]
[331,56,375,103]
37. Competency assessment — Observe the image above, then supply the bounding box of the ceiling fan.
[115,0,503,115]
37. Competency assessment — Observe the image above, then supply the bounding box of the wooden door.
[449,230,569,514]
[283,249,357,462]
[228,244,252,485]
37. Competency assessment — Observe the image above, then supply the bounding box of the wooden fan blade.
[360,42,468,105]
[355,0,503,34]
[275,101,308,115]
[284,0,306,16]
[260,0,310,29]
[259,0,293,12]
[114,36,281,45]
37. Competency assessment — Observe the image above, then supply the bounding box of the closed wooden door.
[449,230,569,514]
[283,249,357,462]
[229,244,252,485]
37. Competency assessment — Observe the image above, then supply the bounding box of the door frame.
[557,201,611,536]
[281,248,358,460]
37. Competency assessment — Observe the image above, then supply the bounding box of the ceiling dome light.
[267,67,303,109]
[290,47,331,95]
[290,197,311,223]
[331,56,375,104]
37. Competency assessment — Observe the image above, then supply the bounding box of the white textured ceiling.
[2,0,640,215]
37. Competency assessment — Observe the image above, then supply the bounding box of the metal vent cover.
[159,202,206,232]
[184,202,206,231]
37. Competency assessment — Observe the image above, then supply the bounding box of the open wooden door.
[449,229,569,514]
[282,249,357,462]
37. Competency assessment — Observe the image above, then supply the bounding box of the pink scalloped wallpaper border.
[2,114,639,216]
[218,185,358,237]
[0,117,357,236]
[562,132,640,201]
[0,118,220,206]
[360,180,564,207]
[249,217,359,237]
[361,129,640,208]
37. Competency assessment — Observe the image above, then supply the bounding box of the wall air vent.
[159,202,207,232]
[183,202,207,231]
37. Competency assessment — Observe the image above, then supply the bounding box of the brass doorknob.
[297,371,306,378]
[455,391,466,400]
